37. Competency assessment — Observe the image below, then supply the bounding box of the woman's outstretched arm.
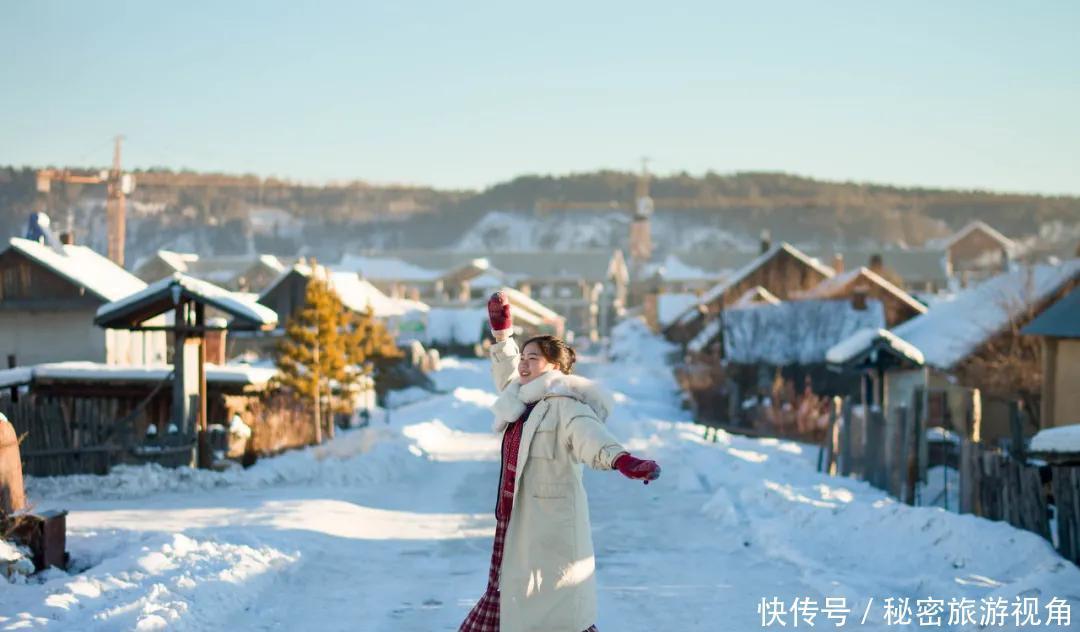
[488,292,518,392]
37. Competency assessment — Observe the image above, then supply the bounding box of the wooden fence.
[0,393,191,477]
[818,394,1080,565]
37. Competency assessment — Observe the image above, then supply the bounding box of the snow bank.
[1,531,297,630]
[25,426,425,502]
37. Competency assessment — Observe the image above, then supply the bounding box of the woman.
[460,292,661,632]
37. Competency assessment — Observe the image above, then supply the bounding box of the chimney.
[760,229,772,254]
[851,287,868,311]
[832,253,844,274]
[60,231,74,245]
[868,253,884,274]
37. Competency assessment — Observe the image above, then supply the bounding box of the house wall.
[948,230,1008,274]
[1049,338,1080,427]
[0,310,166,367]
[0,309,107,365]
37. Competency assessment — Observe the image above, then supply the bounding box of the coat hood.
[491,370,615,433]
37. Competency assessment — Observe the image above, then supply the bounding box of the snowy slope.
[4,320,1077,631]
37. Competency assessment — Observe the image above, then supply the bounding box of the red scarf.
[496,401,537,520]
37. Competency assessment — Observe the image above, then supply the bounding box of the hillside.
[2,167,1078,263]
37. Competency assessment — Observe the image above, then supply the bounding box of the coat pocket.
[530,482,574,525]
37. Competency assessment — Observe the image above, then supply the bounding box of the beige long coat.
[488,337,626,632]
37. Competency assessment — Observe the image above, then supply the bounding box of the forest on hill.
[1,166,1077,257]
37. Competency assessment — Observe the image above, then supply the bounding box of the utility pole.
[106,136,127,266]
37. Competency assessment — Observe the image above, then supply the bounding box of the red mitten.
[613,453,661,485]
[487,291,512,333]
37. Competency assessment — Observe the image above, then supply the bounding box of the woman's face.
[518,342,554,385]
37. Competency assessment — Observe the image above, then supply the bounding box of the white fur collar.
[491,370,615,432]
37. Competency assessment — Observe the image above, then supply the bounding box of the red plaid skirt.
[460,404,598,632]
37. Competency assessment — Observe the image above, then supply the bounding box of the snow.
[96,273,279,328]
[657,293,700,328]
[5,321,1079,630]
[648,254,721,281]
[328,271,422,318]
[1030,424,1080,453]
[892,261,1080,369]
[336,254,443,281]
[7,361,277,388]
[826,328,925,366]
[8,237,147,303]
[689,300,886,363]
[0,367,33,389]
[425,307,488,346]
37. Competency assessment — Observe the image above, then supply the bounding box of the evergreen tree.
[275,271,402,442]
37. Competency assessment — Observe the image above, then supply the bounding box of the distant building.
[796,265,927,327]
[0,236,166,367]
[336,249,627,341]
[134,250,288,293]
[664,241,835,345]
[943,220,1017,285]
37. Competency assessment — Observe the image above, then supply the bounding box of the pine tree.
[275,272,402,443]
[276,275,346,443]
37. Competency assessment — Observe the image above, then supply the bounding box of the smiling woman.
[458,294,661,632]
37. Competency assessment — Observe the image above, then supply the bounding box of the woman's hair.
[521,335,576,375]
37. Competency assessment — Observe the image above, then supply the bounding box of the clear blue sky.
[2,1,1078,194]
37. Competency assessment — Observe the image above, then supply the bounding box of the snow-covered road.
[4,321,1079,631]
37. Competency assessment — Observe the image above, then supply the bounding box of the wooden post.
[1008,401,1026,463]
[840,398,853,477]
[195,303,211,470]
[904,390,922,505]
[1050,466,1080,565]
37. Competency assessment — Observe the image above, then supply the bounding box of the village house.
[337,249,626,341]
[828,260,1080,445]
[1021,284,1080,430]
[795,264,928,327]
[664,241,835,345]
[134,250,288,293]
[0,235,166,368]
[943,220,1016,285]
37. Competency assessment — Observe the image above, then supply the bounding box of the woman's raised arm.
[488,292,518,392]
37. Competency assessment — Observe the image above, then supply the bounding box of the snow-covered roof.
[825,328,925,366]
[329,271,428,318]
[648,254,722,281]
[7,237,147,303]
[0,361,276,389]
[943,220,1016,253]
[425,308,488,346]
[500,286,563,323]
[687,317,722,353]
[799,266,927,315]
[892,261,1080,369]
[715,299,886,365]
[657,293,701,328]
[731,286,781,308]
[1029,424,1080,454]
[673,242,834,328]
[96,272,279,329]
[157,249,199,273]
[337,254,443,281]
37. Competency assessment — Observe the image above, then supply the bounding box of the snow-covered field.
[4,321,1078,631]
